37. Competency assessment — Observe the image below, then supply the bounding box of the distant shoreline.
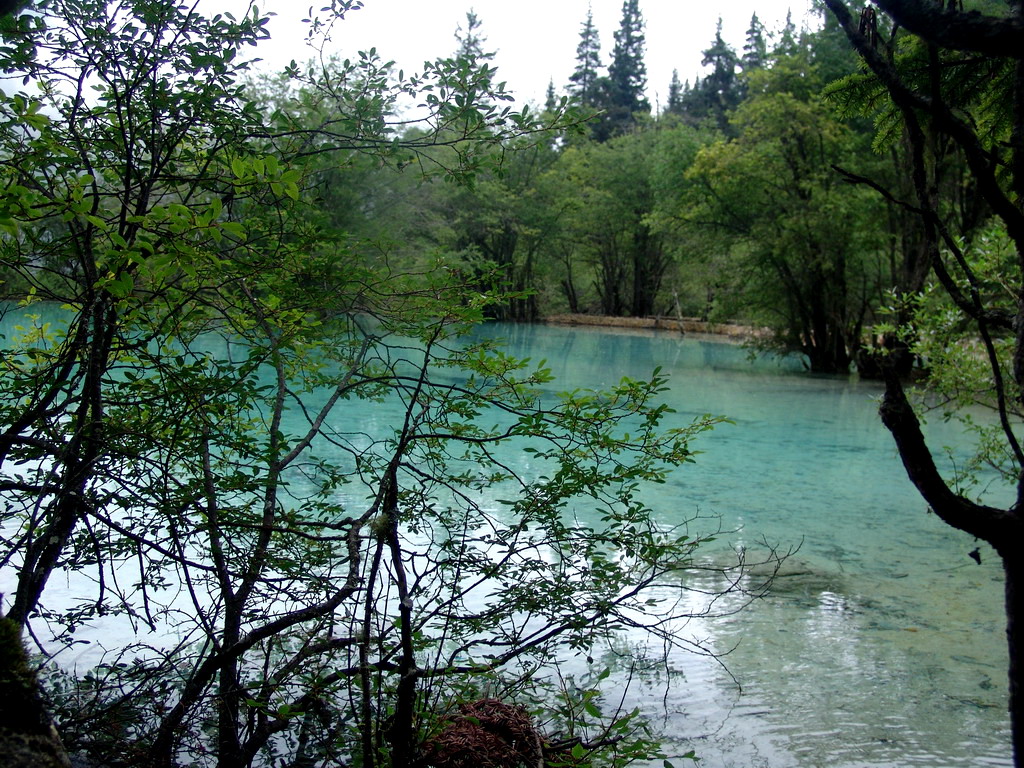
[540,313,769,340]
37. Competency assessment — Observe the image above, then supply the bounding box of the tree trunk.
[0,616,71,768]
[1005,553,1024,767]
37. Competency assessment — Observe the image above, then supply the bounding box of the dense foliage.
[0,2,964,375]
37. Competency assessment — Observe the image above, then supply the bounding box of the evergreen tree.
[544,79,558,113]
[591,0,649,140]
[670,75,708,128]
[454,8,491,62]
[451,10,497,121]
[775,9,800,59]
[607,0,649,114]
[666,68,684,115]
[568,5,603,107]
[699,18,741,132]
[742,13,768,71]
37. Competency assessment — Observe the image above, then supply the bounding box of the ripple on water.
[598,547,1011,768]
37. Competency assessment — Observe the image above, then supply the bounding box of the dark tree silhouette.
[665,68,684,115]
[607,0,649,114]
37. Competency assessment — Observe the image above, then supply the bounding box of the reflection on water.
[473,322,1011,768]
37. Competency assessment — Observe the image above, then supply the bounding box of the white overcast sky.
[231,0,817,109]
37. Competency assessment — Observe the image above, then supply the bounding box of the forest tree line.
[240,0,1000,376]
[0,1,1008,375]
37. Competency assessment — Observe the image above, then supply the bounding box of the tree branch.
[873,0,1024,59]
[879,371,1022,554]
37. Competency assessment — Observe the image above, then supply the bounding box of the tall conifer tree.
[742,13,768,71]
[451,10,497,118]
[568,5,603,107]
[666,69,684,115]
[699,18,741,132]
[607,0,649,115]
[454,9,491,62]
[589,0,649,139]
[775,9,800,58]
[544,79,558,113]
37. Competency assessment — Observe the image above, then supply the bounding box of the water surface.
[476,322,1010,768]
[1,308,1011,766]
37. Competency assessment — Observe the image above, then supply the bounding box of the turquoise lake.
[469,322,1011,768]
[0,309,1012,767]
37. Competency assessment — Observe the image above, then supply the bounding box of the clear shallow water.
[472,322,1011,768]
[1,309,1012,767]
